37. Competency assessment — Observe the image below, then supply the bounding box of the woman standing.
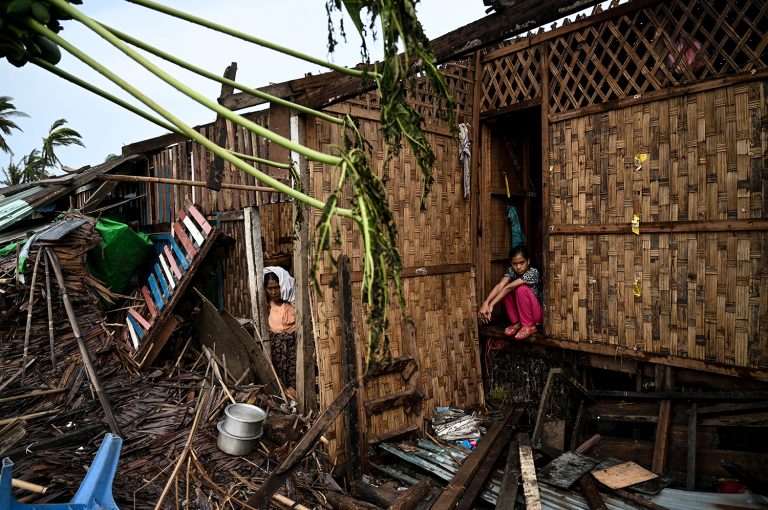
[263,266,296,389]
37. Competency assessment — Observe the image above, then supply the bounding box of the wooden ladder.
[126,204,217,367]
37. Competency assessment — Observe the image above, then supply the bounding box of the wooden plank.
[126,317,140,349]
[182,216,205,247]
[588,390,768,401]
[339,256,364,479]
[549,219,768,235]
[431,407,519,510]
[246,380,358,508]
[244,207,270,350]
[366,424,420,447]
[455,410,519,510]
[128,308,152,331]
[154,263,169,300]
[159,253,176,290]
[187,204,213,235]
[388,479,431,510]
[126,314,144,340]
[364,388,422,416]
[496,438,520,509]
[163,246,182,280]
[173,221,197,258]
[141,286,158,318]
[363,355,416,381]
[168,237,189,270]
[518,433,541,510]
[148,274,164,310]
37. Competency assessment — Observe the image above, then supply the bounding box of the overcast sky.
[1,1,490,170]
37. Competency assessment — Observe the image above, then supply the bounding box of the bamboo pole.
[154,380,210,510]
[95,174,279,193]
[21,249,43,382]
[0,387,66,405]
[11,478,48,494]
[43,255,56,370]
[45,248,121,436]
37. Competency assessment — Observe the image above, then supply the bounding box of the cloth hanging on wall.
[458,123,471,199]
[507,205,526,249]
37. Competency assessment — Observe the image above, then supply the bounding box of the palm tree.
[40,118,85,170]
[1,149,44,186]
[0,96,28,155]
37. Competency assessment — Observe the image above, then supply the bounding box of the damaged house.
[0,0,767,508]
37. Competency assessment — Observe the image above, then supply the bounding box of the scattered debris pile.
[0,212,348,509]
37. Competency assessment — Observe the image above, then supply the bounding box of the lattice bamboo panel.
[309,110,482,463]
[548,0,768,115]
[547,82,767,368]
[345,59,476,124]
[480,46,543,113]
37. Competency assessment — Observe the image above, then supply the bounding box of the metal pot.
[223,403,267,438]
[216,421,261,456]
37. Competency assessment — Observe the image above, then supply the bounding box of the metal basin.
[223,403,267,438]
[216,421,261,456]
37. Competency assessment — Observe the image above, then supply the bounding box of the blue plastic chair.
[0,433,122,510]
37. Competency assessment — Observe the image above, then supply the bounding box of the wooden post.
[208,62,237,191]
[540,40,551,333]
[339,256,363,478]
[292,113,317,414]
[244,206,270,351]
[686,403,697,490]
[652,366,673,473]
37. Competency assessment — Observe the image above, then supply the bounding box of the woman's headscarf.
[263,266,295,305]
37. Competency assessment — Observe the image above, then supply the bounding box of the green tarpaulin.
[88,218,153,294]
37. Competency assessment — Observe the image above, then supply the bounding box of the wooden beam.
[339,256,364,479]
[320,263,471,285]
[548,219,768,235]
[246,380,358,508]
[367,424,420,447]
[95,174,277,193]
[588,390,768,401]
[431,407,519,510]
[479,326,768,382]
[388,479,431,510]
[364,388,423,416]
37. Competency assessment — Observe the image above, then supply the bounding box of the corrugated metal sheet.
[0,154,143,234]
[37,219,88,241]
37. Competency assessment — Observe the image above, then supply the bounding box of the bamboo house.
[1,0,765,501]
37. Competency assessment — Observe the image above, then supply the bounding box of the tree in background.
[1,115,84,186]
[0,96,27,155]
[41,117,85,169]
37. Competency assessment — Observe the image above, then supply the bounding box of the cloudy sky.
[1,1,489,170]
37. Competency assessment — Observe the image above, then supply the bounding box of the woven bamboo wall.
[547,83,768,368]
[308,61,482,463]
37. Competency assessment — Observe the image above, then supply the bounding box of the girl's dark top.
[503,266,542,302]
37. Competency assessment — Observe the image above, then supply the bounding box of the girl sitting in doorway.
[478,245,542,340]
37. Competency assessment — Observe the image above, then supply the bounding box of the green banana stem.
[47,0,342,167]
[101,23,344,126]
[127,0,375,79]
[29,17,353,216]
